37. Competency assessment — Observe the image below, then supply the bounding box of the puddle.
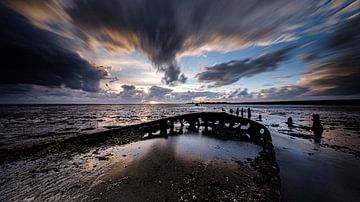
[83,133,263,201]
[83,132,262,166]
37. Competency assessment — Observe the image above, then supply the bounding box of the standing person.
[229,108,234,114]
[241,108,244,118]
[236,108,239,117]
[247,108,251,120]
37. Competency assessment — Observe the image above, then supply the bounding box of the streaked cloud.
[0,4,106,92]
[257,85,309,100]
[1,0,359,103]
[3,0,329,85]
[300,14,360,96]
[195,46,294,87]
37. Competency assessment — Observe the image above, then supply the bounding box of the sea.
[0,104,359,153]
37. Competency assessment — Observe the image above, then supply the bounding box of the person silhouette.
[236,108,239,117]
[229,108,234,114]
[311,114,323,143]
[247,108,251,120]
[241,108,244,118]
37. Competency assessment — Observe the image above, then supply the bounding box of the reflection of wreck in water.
[119,112,280,200]
[135,112,277,167]
[138,112,271,145]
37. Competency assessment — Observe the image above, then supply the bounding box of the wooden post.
[204,119,209,132]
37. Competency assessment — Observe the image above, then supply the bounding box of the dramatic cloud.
[301,14,360,96]
[1,0,359,102]
[257,85,309,100]
[195,46,294,86]
[65,0,316,85]
[0,4,106,93]
[159,63,187,86]
[6,0,322,85]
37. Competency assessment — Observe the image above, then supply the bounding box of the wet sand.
[271,128,360,201]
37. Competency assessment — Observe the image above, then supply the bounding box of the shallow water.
[0,133,262,201]
[271,128,360,202]
[0,104,359,154]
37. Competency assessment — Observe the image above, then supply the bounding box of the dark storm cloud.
[0,84,33,95]
[301,15,360,96]
[159,63,187,86]
[0,4,106,93]
[63,0,315,85]
[66,0,189,85]
[195,46,294,87]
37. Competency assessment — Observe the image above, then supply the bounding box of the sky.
[0,0,359,104]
